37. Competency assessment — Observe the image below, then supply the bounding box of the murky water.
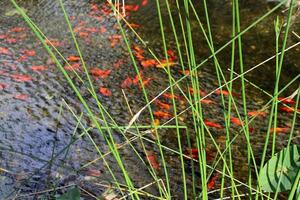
[0,0,299,199]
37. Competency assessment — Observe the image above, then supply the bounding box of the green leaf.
[56,187,81,200]
[259,145,300,192]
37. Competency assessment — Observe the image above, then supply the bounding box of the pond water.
[0,0,299,199]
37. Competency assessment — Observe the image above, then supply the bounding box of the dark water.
[0,0,299,199]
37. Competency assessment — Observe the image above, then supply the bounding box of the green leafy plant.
[259,145,300,195]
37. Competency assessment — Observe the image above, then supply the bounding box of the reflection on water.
[0,0,299,199]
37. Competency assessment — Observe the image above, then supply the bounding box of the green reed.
[9,0,300,199]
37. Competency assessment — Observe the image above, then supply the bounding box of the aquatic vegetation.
[259,145,300,196]
[2,0,299,199]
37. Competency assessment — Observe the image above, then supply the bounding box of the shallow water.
[0,0,299,199]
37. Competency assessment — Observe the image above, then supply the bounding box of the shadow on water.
[0,0,299,199]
